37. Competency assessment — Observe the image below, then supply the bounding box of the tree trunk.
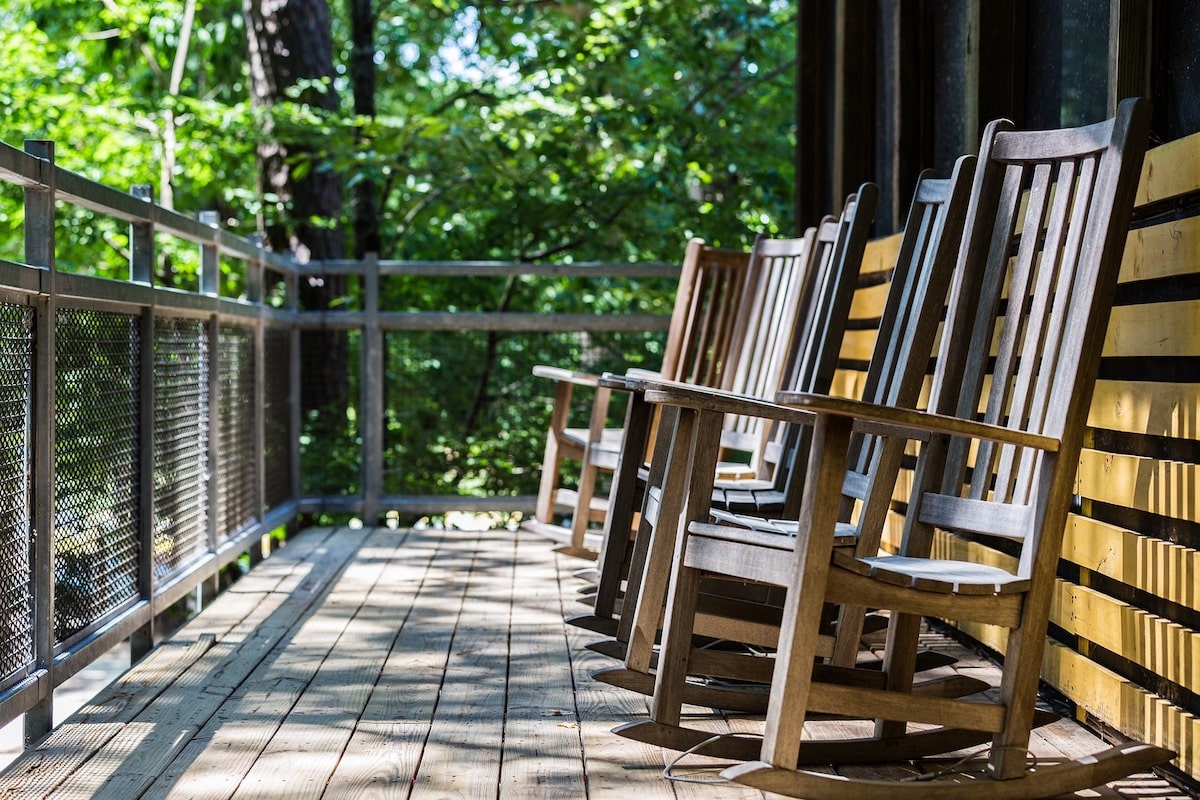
[348,0,380,258]
[244,0,347,413]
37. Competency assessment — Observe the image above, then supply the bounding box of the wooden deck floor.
[0,525,1185,799]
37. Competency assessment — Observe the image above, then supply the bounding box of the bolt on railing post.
[131,184,156,663]
[361,253,382,525]
[25,140,56,746]
[200,211,221,603]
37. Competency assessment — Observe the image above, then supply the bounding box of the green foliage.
[4,0,796,500]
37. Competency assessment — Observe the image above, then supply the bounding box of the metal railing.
[0,139,677,745]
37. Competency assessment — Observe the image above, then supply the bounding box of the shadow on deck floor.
[0,525,1186,799]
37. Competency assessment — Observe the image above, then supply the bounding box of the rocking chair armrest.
[775,391,1062,453]
[531,364,602,388]
[597,372,650,392]
[642,382,817,427]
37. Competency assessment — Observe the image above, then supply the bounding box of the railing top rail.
[0,140,296,275]
[301,260,681,278]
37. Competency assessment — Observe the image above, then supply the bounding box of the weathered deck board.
[0,526,1186,799]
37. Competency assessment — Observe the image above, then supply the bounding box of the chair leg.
[535,381,573,523]
[760,415,853,770]
[625,407,698,673]
[569,456,601,551]
[615,405,681,647]
[874,609,923,739]
[649,559,704,728]
[591,393,654,619]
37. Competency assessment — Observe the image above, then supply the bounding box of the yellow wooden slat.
[1076,449,1200,525]
[859,231,903,275]
[840,328,878,362]
[1088,379,1200,439]
[1050,580,1200,689]
[849,280,891,321]
[1135,131,1200,207]
[829,368,867,401]
[1120,214,1200,283]
[1041,641,1196,778]
[1103,300,1200,358]
[1065,515,1200,610]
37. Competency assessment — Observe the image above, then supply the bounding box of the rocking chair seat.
[834,552,1031,594]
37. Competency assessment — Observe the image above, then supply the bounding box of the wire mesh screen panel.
[300,328,359,498]
[381,329,664,499]
[216,323,257,542]
[153,316,209,583]
[0,303,33,682]
[54,307,140,644]
[262,325,292,510]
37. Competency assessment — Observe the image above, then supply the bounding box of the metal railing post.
[361,253,382,525]
[288,258,301,528]
[249,238,266,566]
[131,184,156,662]
[25,140,56,745]
[200,211,221,604]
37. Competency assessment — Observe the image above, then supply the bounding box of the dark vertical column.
[794,0,827,231]
[1109,0,1152,115]
[833,0,876,215]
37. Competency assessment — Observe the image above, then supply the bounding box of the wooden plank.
[1103,300,1200,358]
[1049,580,1200,690]
[1088,380,1200,438]
[839,328,878,363]
[1042,640,1198,779]
[848,280,892,321]
[560,570,678,799]
[1063,515,1200,609]
[39,528,371,800]
[409,528,512,798]
[0,527,343,798]
[144,529,426,800]
[321,528,478,796]
[1120,214,1200,283]
[859,232,903,275]
[1076,449,1200,525]
[220,530,420,799]
[498,532,589,797]
[1134,132,1200,207]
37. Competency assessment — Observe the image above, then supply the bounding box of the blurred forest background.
[0,0,795,505]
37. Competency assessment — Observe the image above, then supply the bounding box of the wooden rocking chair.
[573,185,876,653]
[597,161,976,719]
[526,239,754,557]
[648,99,1173,797]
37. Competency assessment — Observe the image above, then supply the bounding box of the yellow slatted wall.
[843,131,1200,782]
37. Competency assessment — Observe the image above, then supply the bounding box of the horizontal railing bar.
[0,261,44,295]
[0,674,46,733]
[381,495,536,514]
[153,286,220,315]
[300,494,536,516]
[56,272,154,307]
[2,143,295,275]
[0,141,48,187]
[294,310,670,333]
[51,600,150,686]
[302,260,680,278]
